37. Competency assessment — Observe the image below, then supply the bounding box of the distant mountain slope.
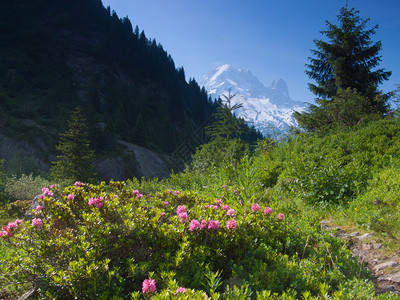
[200,64,306,136]
[0,0,219,179]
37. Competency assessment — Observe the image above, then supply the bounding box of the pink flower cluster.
[177,205,188,223]
[176,287,187,294]
[88,197,104,208]
[67,194,75,200]
[226,209,235,216]
[189,219,222,231]
[41,187,53,197]
[263,207,273,215]
[74,181,84,188]
[133,189,143,199]
[0,219,22,237]
[251,203,260,212]
[35,205,43,212]
[226,219,237,230]
[250,204,284,220]
[32,218,42,227]
[205,198,231,212]
[142,278,156,294]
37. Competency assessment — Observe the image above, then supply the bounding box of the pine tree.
[306,6,391,102]
[50,107,97,183]
[295,6,391,132]
[206,91,246,140]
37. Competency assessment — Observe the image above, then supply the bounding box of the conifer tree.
[295,6,391,132]
[50,107,97,183]
[206,91,246,140]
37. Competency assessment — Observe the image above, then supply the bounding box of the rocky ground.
[321,220,400,297]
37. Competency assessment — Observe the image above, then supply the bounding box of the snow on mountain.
[199,64,306,136]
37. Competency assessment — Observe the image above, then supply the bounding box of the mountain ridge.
[199,64,306,136]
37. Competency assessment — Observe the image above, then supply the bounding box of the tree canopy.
[295,6,391,132]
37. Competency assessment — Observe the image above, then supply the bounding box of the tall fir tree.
[50,107,97,183]
[295,6,391,132]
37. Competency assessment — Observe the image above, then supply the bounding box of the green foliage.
[279,118,400,206]
[294,88,383,133]
[50,107,97,183]
[298,6,391,132]
[0,200,31,220]
[306,6,391,101]
[7,150,45,178]
[0,159,10,205]
[191,137,249,172]
[5,174,50,201]
[0,182,374,298]
[349,168,400,237]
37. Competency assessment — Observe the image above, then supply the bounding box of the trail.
[321,220,400,297]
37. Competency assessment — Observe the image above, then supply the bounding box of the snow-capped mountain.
[199,64,306,136]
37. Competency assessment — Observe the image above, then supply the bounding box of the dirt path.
[321,220,400,297]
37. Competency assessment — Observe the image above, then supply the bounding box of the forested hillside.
[0,0,263,178]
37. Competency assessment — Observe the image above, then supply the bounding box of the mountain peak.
[200,65,305,136]
[271,79,289,98]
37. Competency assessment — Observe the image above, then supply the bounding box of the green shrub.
[349,168,400,237]
[278,118,400,206]
[5,174,51,201]
[0,181,374,298]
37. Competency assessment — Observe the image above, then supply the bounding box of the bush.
[5,174,51,201]
[349,168,400,237]
[0,181,375,298]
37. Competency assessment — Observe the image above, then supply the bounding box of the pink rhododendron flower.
[132,190,143,199]
[1,230,11,237]
[178,212,188,223]
[176,205,186,215]
[239,200,242,205]
[41,187,53,197]
[7,222,17,229]
[200,219,208,228]
[163,201,169,206]
[208,220,219,230]
[222,185,227,188]
[173,190,181,196]
[142,278,156,293]
[210,205,218,210]
[221,205,229,210]
[226,219,237,230]
[88,197,104,208]
[215,199,222,206]
[278,213,285,221]
[39,195,45,200]
[251,203,260,212]
[74,181,84,188]
[15,219,22,225]
[263,207,273,215]
[226,209,235,216]
[67,194,75,200]
[160,212,166,218]
[35,205,43,211]
[32,218,42,227]
[176,287,187,293]
[189,219,200,231]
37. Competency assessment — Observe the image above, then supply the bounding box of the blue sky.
[101,0,400,103]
